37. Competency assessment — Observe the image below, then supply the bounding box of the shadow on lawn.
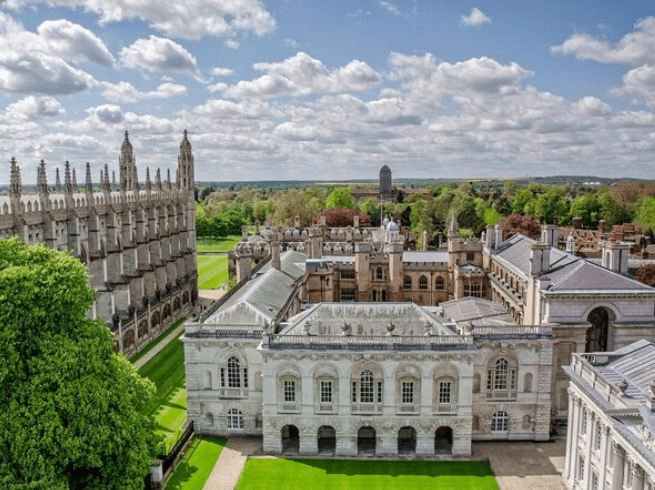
[162,462,199,490]
[287,459,495,477]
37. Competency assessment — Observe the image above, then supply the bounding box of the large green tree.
[0,239,160,490]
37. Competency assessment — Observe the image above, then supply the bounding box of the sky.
[1,0,655,184]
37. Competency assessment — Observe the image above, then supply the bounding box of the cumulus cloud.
[101,81,188,103]
[6,96,65,120]
[119,36,199,75]
[9,0,277,40]
[611,64,655,108]
[222,52,381,98]
[37,19,115,66]
[551,16,655,64]
[90,104,124,124]
[211,67,234,77]
[378,0,401,16]
[0,12,96,95]
[461,8,491,27]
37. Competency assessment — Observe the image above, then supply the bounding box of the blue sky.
[1,0,655,183]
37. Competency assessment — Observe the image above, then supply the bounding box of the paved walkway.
[133,323,186,369]
[203,437,262,490]
[473,437,568,490]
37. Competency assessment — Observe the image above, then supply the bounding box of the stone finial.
[85,162,93,194]
[340,322,351,336]
[72,168,78,193]
[38,159,48,196]
[145,167,152,191]
[303,320,312,336]
[156,168,162,190]
[386,322,395,336]
[102,164,110,192]
[166,168,171,189]
[448,213,459,237]
[112,170,117,190]
[55,167,62,193]
[424,321,432,336]
[64,161,72,194]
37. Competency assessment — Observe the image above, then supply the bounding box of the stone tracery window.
[435,276,444,290]
[219,355,248,397]
[404,275,412,290]
[419,275,428,290]
[351,366,383,413]
[486,357,517,399]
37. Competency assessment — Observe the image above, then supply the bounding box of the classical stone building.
[0,131,197,355]
[563,341,655,490]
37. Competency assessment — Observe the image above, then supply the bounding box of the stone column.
[632,463,644,490]
[584,411,596,483]
[564,389,576,480]
[599,424,611,487]
[611,442,625,490]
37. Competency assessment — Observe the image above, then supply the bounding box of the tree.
[317,207,370,227]
[325,187,356,210]
[0,239,159,489]
[569,194,602,228]
[497,213,541,239]
[637,196,655,232]
[270,189,322,226]
[636,264,655,288]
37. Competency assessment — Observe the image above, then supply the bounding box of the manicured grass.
[138,331,187,453]
[197,235,241,253]
[197,255,229,289]
[129,316,187,365]
[236,459,499,490]
[165,436,226,490]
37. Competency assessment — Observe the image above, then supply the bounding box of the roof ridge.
[549,260,584,288]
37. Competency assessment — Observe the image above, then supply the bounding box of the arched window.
[227,409,243,429]
[486,357,517,399]
[227,357,241,388]
[360,370,374,403]
[404,275,412,291]
[419,275,428,290]
[435,276,444,290]
[491,411,509,432]
[523,372,533,393]
[220,356,248,397]
[352,367,383,412]
[376,267,384,281]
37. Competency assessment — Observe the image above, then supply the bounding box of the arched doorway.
[585,307,611,352]
[318,426,336,455]
[357,426,376,455]
[398,426,416,455]
[281,425,299,454]
[435,426,453,454]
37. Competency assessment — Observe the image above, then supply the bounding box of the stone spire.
[448,213,459,237]
[85,162,93,194]
[64,161,73,194]
[102,163,110,192]
[112,170,117,190]
[177,129,194,192]
[167,168,171,190]
[72,168,78,193]
[156,167,162,191]
[55,167,62,193]
[10,157,22,198]
[145,166,152,192]
[38,160,48,197]
[119,130,137,191]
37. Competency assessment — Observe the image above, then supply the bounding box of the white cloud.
[225,39,240,50]
[90,104,124,124]
[551,16,655,64]
[120,36,198,75]
[223,52,381,98]
[10,0,277,40]
[611,64,655,108]
[461,8,491,27]
[0,12,96,95]
[378,0,400,16]
[285,38,299,49]
[211,67,234,77]
[6,96,65,120]
[101,81,188,103]
[37,19,115,66]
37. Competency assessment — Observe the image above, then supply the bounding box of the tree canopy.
[0,239,160,490]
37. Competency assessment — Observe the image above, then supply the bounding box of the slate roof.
[403,251,448,263]
[440,297,516,326]
[281,302,454,337]
[204,250,306,326]
[494,234,654,294]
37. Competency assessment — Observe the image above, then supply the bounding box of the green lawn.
[197,255,229,289]
[164,436,226,490]
[236,459,499,490]
[129,316,187,365]
[197,235,241,253]
[138,332,187,453]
